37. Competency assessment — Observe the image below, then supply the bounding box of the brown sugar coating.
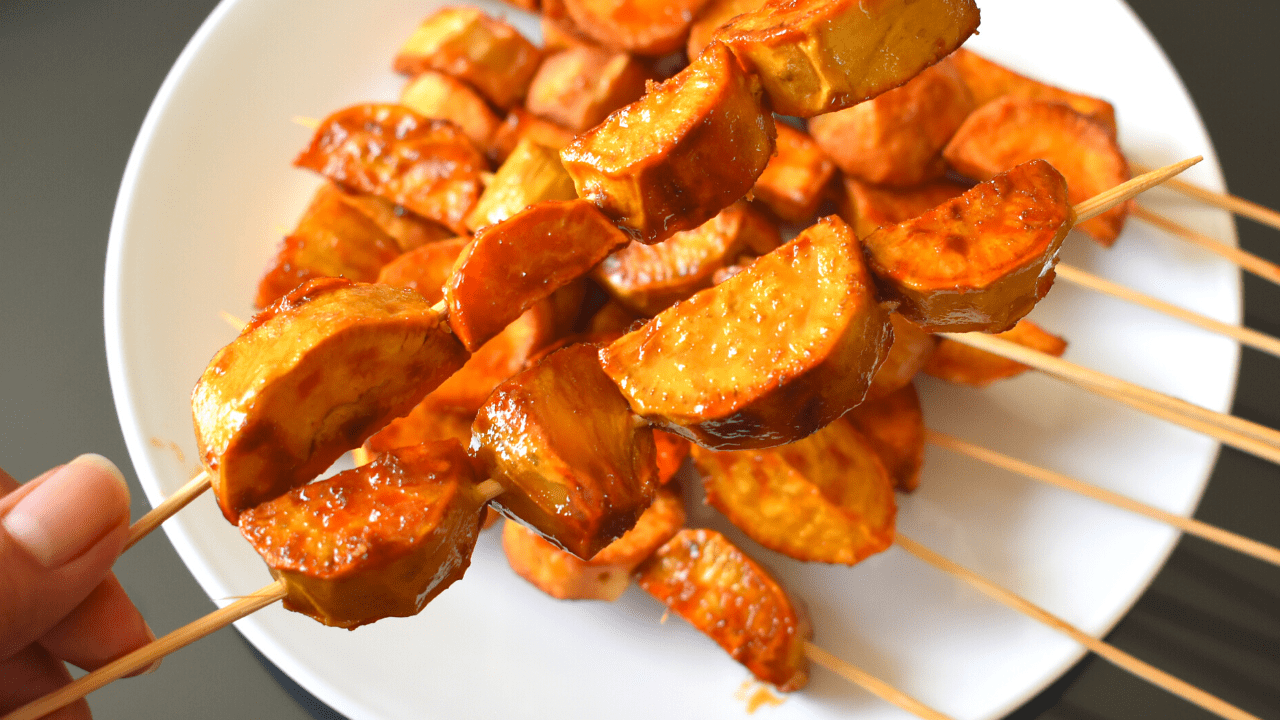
[924,318,1068,387]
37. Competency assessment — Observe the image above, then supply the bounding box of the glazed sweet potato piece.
[712,0,980,117]
[540,0,598,52]
[808,58,975,186]
[239,442,486,629]
[393,8,542,109]
[294,104,487,235]
[464,138,578,234]
[686,0,766,59]
[865,313,936,401]
[255,183,402,308]
[526,45,652,133]
[192,279,470,522]
[399,70,502,151]
[845,381,925,492]
[593,202,780,315]
[501,485,685,601]
[751,124,837,224]
[588,299,641,335]
[561,43,776,244]
[446,199,630,351]
[561,0,712,56]
[488,109,579,164]
[375,237,468,302]
[601,215,892,450]
[944,96,1130,245]
[951,48,1117,136]
[332,187,454,252]
[636,529,812,692]
[365,396,475,452]
[654,430,691,484]
[924,318,1068,387]
[840,176,968,240]
[862,160,1073,333]
[471,343,658,559]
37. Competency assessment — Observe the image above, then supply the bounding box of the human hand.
[0,455,155,718]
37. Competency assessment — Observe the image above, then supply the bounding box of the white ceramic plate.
[105,1,1240,718]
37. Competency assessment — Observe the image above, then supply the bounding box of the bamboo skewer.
[803,643,955,720]
[1132,164,1280,233]
[1132,206,1280,286]
[124,470,212,552]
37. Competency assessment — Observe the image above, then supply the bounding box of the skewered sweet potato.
[465,138,578,234]
[255,183,402,308]
[593,202,780,315]
[924,319,1068,387]
[654,430,691,484]
[399,70,502,151]
[471,343,658,559]
[840,176,968,241]
[193,279,469,522]
[865,313,936,401]
[238,442,486,629]
[393,8,542,109]
[526,45,652,133]
[489,109,579,164]
[711,0,980,117]
[636,529,812,692]
[540,0,598,52]
[601,215,892,450]
[950,48,1117,136]
[294,104,487,235]
[808,58,975,186]
[862,159,1073,333]
[446,199,630,351]
[686,0,766,59]
[561,0,712,56]
[695,417,896,564]
[560,43,776,245]
[845,381,925,492]
[587,299,641,335]
[375,237,468,302]
[501,485,685,601]
[751,124,836,224]
[332,187,454,253]
[943,96,1130,245]
[365,397,475,452]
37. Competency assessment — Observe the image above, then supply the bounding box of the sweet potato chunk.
[924,318,1067,387]
[399,70,502,151]
[471,343,658,559]
[840,176,968,240]
[944,96,1130,245]
[488,109,579,164]
[862,160,1073,333]
[294,104,487,235]
[365,397,475,452]
[601,215,892,450]
[654,430,691,484]
[951,48,1117,136]
[332,187,454,252]
[846,381,925,492]
[866,313,936,401]
[526,45,652,133]
[561,43,776,244]
[686,0,766,59]
[393,8,542,109]
[751,124,836,224]
[255,183,402,308]
[502,485,685,601]
[593,202,779,315]
[808,58,975,186]
[561,0,712,56]
[712,0,979,117]
[465,138,578,234]
[588,299,641,335]
[239,442,485,628]
[446,199,630,351]
[636,529,812,692]
[375,237,468,302]
[193,279,470,522]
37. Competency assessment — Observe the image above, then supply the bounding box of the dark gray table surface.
[2,2,1277,718]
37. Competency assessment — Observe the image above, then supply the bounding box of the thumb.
[0,455,131,660]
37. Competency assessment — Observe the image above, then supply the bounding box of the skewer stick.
[1131,163,1280,233]
[1132,206,1280,286]
[925,430,1280,568]
[124,470,212,552]
[1073,157,1201,223]
[803,643,956,720]
[894,534,1263,720]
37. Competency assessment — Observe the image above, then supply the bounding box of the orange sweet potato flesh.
[561,43,776,245]
[445,199,630,352]
[375,237,468,303]
[751,123,837,224]
[399,70,502,152]
[654,430,691,484]
[845,381,925,492]
[943,96,1130,246]
[193,279,470,523]
[465,138,579,234]
[489,109,579,164]
[332,187,454,253]
[865,313,936,401]
[294,104,487,235]
[255,183,402,308]
[366,396,475,452]
[393,7,542,109]
[526,45,652,133]
[636,529,812,692]
[695,417,896,564]
[712,0,979,117]
[862,159,1073,334]
[808,58,975,187]
[951,48,1117,137]
[471,343,659,559]
[840,176,968,241]
[238,442,485,629]
[924,318,1068,387]
[562,0,713,56]
[687,0,766,59]
[601,215,892,450]
[501,485,685,601]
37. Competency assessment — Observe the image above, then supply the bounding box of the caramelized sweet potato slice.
[489,109,579,164]
[366,396,475,452]
[471,343,658,559]
[375,237,468,303]
[561,0,712,56]
[502,485,685,601]
[526,45,652,133]
[602,215,892,450]
[865,313,936,401]
[400,70,502,151]
[636,529,812,691]
[712,0,979,117]
[446,199,630,351]
[193,279,470,522]
[862,160,1073,333]
[593,202,779,315]
[294,104,487,235]
[840,176,968,240]
[332,187,454,253]
[465,138,578,234]
[393,8,542,109]
[588,299,641,335]
[924,318,1067,387]
[943,96,1130,245]
[751,124,836,224]
[686,0,766,59]
[846,381,925,492]
[654,430,691,484]
[255,183,402,308]
[951,48,1117,136]
[808,58,975,186]
[238,442,485,628]
[561,43,776,244]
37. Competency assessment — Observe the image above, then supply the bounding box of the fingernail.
[136,624,162,676]
[2,454,130,568]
